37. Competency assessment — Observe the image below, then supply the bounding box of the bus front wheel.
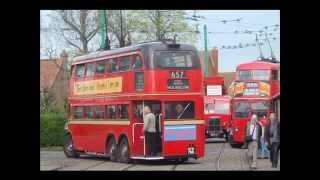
[63,134,79,158]
[119,138,130,163]
[107,138,117,162]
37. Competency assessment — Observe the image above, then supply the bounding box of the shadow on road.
[72,155,200,165]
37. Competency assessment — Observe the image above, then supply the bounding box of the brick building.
[40,51,69,110]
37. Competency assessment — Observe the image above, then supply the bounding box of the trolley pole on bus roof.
[204,25,209,76]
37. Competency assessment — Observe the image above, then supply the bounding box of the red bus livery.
[63,40,205,163]
[229,60,280,146]
[203,76,231,138]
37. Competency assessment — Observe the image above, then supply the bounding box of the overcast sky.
[185,10,280,72]
[41,10,280,72]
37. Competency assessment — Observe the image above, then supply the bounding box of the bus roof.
[72,41,197,65]
[236,60,279,70]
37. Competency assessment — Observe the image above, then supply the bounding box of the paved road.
[40,140,280,171]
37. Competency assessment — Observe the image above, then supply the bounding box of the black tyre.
[63,134,79,158]
[107,138,117,162]
[118,138,130,163]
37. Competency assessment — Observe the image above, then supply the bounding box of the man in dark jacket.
[265,113,280,168]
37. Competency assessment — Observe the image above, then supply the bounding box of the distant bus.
[63,40,205,163]
[203,76,231,139]
[229,59,280,147]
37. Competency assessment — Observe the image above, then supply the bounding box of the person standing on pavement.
[245,114,262,169]
[265,112,280,168]
[257,116,269,159]
[142,105,157,156]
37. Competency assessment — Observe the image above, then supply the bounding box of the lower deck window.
[73,106,83,119]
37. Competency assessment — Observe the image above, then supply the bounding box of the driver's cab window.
[165,101,195,119]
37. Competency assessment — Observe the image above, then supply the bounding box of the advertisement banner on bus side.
[74,77,122,95]
[164,125,196,141]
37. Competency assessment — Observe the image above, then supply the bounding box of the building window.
[118,104,129,119]
[84,106,94,119]
[95,106,105,119]
[106,105,116,119]
[86,63,95,77]
[165,101,195,119]
[133,55,143,70]
[76,64,85,78]
[73,106,83,119]
[96,61,105,74]
[119,56,131,71]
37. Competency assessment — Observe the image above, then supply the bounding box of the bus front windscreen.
[154,51,200,69]
[251,101,269,118]
[234,102,249,118]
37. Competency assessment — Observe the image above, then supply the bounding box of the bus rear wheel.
[119,138,130,163]
[63,134,79,158]
[107,138,117,162]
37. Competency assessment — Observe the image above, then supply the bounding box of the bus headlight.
[235,128,239,132]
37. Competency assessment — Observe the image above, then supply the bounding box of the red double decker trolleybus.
[229,59,280,147]
[63,40,205,163]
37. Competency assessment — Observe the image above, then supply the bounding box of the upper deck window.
[107,59,119,73]
[96,61,106,74]
[76,64,85,78]
[119,56,131,71]
[133,55,143,70]
[237,70,270,81]
[86,63,95,77]
[154,51,198,69]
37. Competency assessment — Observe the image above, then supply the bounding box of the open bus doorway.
[132,101,162,158]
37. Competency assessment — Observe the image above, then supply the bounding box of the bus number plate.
[170,71,186,79]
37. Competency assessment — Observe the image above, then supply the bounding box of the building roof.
[40,59,63,91]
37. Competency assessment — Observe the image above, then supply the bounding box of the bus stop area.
[40,140,280,171]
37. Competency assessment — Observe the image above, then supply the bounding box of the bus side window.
[96,61,106,74]
[73,106,83,119]
[106,105,116,119]
[119,56,131,71]
[272,70,278,80]
[84,106,94,119]
[133,55,143,70]
[86,63,95,77]
[76,64,85,78]
[95,106,105,119]
[118,104,129,119]
[108,59,119,73]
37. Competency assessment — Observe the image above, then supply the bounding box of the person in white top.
[245,114,262,169]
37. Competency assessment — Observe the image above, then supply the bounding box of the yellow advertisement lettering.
[74,77,122,95]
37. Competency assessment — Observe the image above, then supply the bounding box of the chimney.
[210,48,219,76]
